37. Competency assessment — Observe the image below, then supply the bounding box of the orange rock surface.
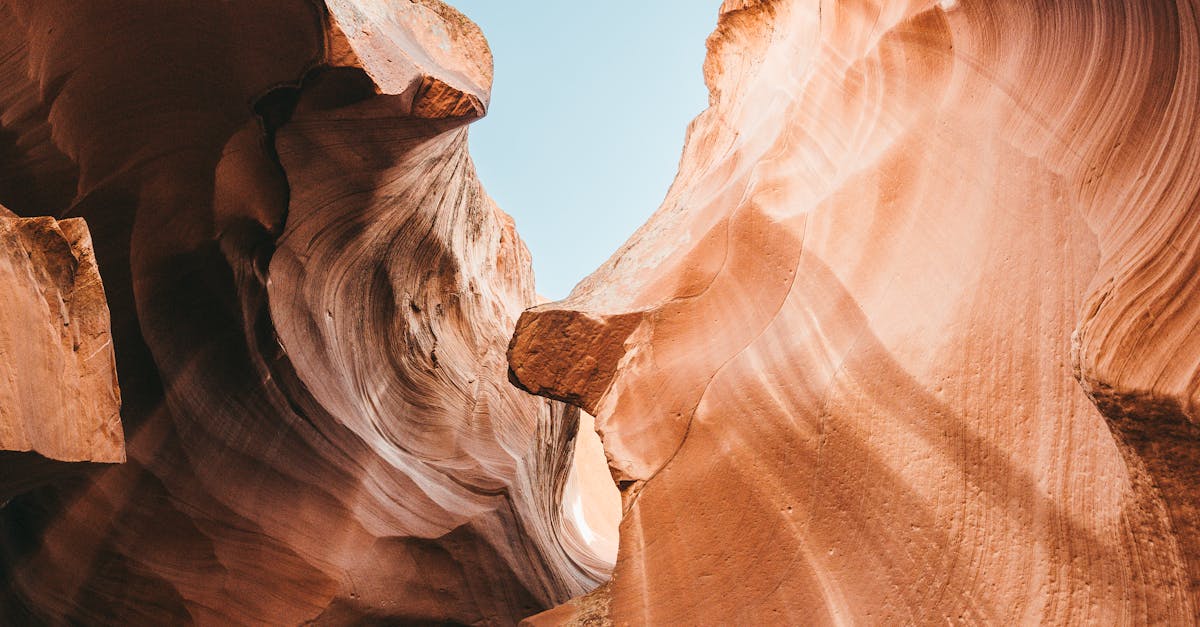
[2,0,1198,623]
[0,208,122,501]
[0,1,611,623]
[511,0,1200,623]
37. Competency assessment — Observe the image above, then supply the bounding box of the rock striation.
[510,0,1200,623]
[0,1,611,624]
[0,208,122,501]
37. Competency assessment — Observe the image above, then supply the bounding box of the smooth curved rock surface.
[0,208,122,501]
[510,0,1200,623]
[0,1,611,624]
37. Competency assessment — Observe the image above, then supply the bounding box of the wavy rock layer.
[0,1,609,624]
[0,209,121,501]
[510,0,1200,623]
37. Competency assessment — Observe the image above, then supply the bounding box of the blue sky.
[449,2,719,299]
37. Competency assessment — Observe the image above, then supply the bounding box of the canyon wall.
[2,0,1196,623]
[0,208,122,501]
[510,0,1200,623]
[0,1,610,624]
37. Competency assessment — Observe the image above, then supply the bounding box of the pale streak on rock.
[511,0,1200,623]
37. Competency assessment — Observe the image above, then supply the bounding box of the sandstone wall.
[511,0,1200,623]
[0,2,609,624]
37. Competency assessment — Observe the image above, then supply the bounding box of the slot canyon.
[0,0,1197,625]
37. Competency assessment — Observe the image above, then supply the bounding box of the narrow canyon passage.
[0,0,1196,625]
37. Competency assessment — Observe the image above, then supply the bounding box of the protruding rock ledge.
[0,210,122,500]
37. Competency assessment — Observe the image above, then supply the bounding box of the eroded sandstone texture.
[511,0,1200,623]
[0,208,122,501]
[0,1,610,624]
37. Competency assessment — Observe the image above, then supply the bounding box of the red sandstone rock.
[511,0,1200,623]
[0,1,611,624]
[0,209,122,501]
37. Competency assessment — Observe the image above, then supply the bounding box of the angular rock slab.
[0,210,122,501]
[511,0,1200,623]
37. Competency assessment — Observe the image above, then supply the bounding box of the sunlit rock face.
[0,1,609,623]
[0,208,122,501]
[510,0,1200,623]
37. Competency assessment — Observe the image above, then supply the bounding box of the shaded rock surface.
[0,208,122,501]
[510,0,1200,623]
[0,1,611,624]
